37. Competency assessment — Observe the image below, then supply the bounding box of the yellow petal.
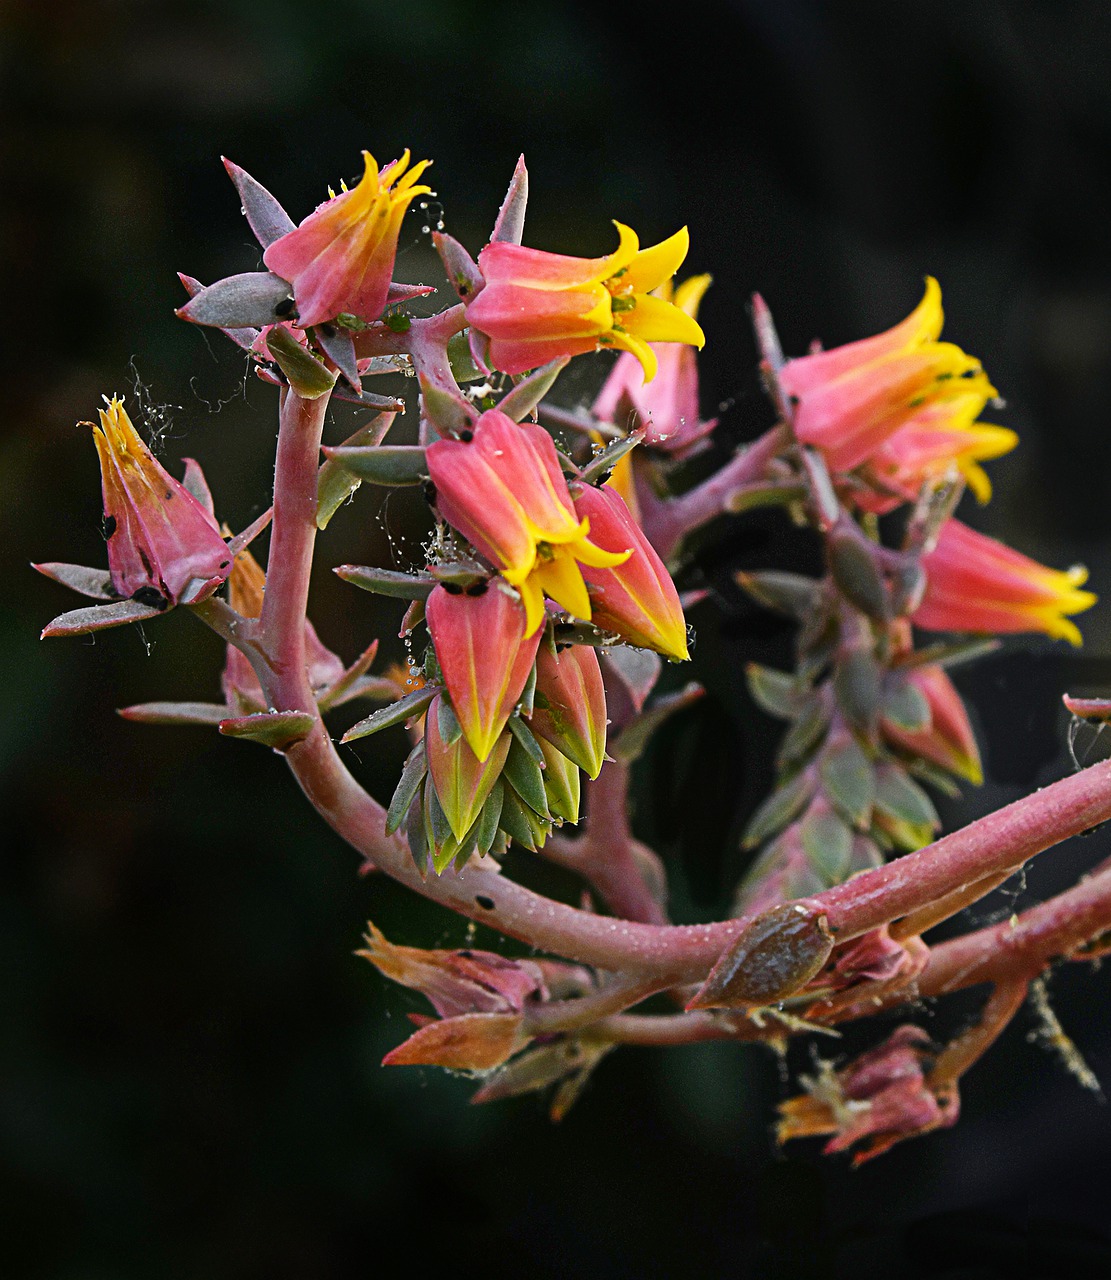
[671,273,712,319]
[620,227,690,295]
[960,460,993,504]
[517,575,547,637]
[531,551,593,621]
[608,328,658,381]
[621,293,706,348]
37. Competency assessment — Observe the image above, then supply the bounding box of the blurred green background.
[5,1,1111,1276]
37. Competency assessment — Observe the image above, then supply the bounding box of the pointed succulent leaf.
[419,374,474,438]
[742,768,817,849]
[334,564,436,601]
[218,710,315,749]
[33,561,115,601]
[498,359,569,423]
[828,523,891,621]
[819,735,876,826]
[181,458,216,515]
[222,157,296,248]
[322,444,430,487]
[874,762,940,830]
[745,663,799,720]
[490,155,528,244]
[602,646,661,714]
[799,804,854,883]
[508,714,546,768]
[224,507,273,559]
[776,694,831,768]
[475,778,506,855]
[341,684,436,743]
[503,733,550,818]
[41,598,165,638]
[317,639,383,711]
[896,637,1000,671]
[906,758,963,799]
[118,701,229,726]
[406,781,431,876]
[446,330,485,382]
[610,682,704,766]
[177,274,259,350]
[266,324,338,399]
[433,232,484,303]
[881,677,932,733]
[330,384,406,411]
[177,271,295,329]
[312,323,361,390]
[688,901,834,1010]
[735,570,822,619]
[426,698,511,842]
[834,649,882,731]
[539,738,581,824]
[578,427,646,486]
[386,741,429,834]
[471,1039,594,1105]
[497,787,539,850]
[317,412,396,528]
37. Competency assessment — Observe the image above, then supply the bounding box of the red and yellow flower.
[913,518,1096,645]
[466,223,705,380]
[89,397,232,608]
[591,273,716,453]
[426,410,630,637]
[263,150,431,328]
[780,278,997,475]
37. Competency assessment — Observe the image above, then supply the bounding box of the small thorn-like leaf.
[316,411,395,529]
[342,685,436,744]
[222,157,295,248]
[498,359,570,423]
[819,736,876,827]
[219,710,316,749]
[578,427,646,486]
[118,701,229,726]
[225,508,273,559]
[177,271,295,329]
[312,324,361,390]
[491,155,528,245]
[265,325,338,400]
[181,458,216,515]
[334,564,436,601]
[33,561,115,601]
[745,663,799,720]
[42,598,164,637]
[433,232,484,303]
[321,445,429,486]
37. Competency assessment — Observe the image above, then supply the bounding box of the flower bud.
[528,642,607,779]
[426,580,541,762]
[571,482,689,661]
[425,694,512,842]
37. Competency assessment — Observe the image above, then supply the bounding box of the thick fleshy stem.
[642,424,789,561]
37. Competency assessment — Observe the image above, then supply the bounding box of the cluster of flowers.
[36,145,1105,1162]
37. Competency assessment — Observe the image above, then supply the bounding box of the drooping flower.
[778,1026,958,1164]
[591,273,716,453]
[425,580,542,761]
[263,150,432,328]
[426,410,630,636]
[882,664,983,784]
[571,482,690,661]
[913,519,1096,646]
[466,223,705,380]
[780,278,997,475]
[89,397,232,608]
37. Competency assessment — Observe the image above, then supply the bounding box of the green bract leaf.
[819,736,876,826]
[341,685,436,744]
[800,806,853,883]
[334,564,436,601]
[742,769,817,849]
[745,663,799,720]
[321,445,429,487]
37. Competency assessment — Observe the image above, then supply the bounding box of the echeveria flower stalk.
[263,150,431,327]
[780,278,996,473]
[571,482,690,661]
[426,410,629,635]
[466,223,705,379]
[913,518,1096,645]
[90,397,232,608]
[425,581,542,762]
[591,273,716,453]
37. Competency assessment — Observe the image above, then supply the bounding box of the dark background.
[5,1,1111,1276]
